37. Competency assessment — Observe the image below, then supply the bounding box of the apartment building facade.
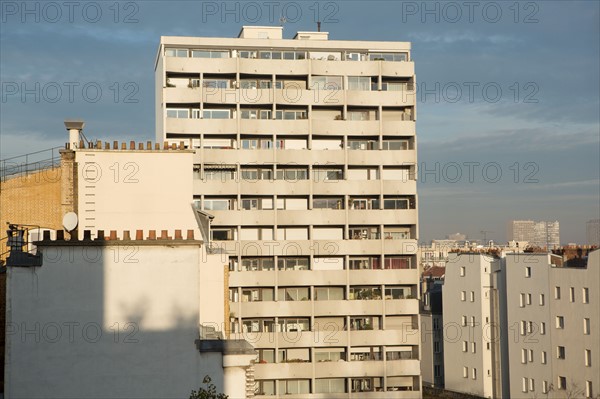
[509,220,560,249]
[503,251,599,399]
[155,27,420,397]
[442,254,503,399]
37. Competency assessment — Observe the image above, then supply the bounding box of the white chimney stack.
[64,120,85,149]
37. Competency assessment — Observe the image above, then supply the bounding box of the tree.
[189,375,228,399]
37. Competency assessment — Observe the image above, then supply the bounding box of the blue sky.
[1,1,598,244]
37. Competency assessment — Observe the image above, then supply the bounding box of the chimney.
[64,120,85,149]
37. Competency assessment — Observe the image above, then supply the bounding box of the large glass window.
[241,288,274,302]
[313,197,344,209]
[241,258,275,271]
[382,140,409,150]
[313,168,343,181]
[277,380,310,395]
[349,227,380,240]
[202,79,231,89]
[240,109,271,119]
[278,257,309,271]
[165,48,188,57]
[349,198,380,210]
[349,257,381,270]
[348,76,372,91]
[202,109,231,119]
[315,287,345,300]
[275,168,308,181]
[312,76,343,90]
[349,287,382,300]
[242,318,275,333]
[315,348,346,362]
[254,380,275,396]
[191,50,229,58]
[241,167,272,181]
[274,110,307,120]
[277,318,310,332]
[166,108,189,118]
[203,198,234,210]
[368,52,407,62]
[315,378,346,394]
[278,287,310,301]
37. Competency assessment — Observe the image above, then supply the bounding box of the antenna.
[480,230,494,243]
[279,15,287,27]
[317,21,321,32]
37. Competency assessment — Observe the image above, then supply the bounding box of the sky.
[1,0,599,244]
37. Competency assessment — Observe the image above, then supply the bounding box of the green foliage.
[189,375,228,399]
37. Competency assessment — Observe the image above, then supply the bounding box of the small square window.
[542,380,549,394]
[461,316,467,326]
[462,341,468,352]
[556,316,564,329]
[555,286,561,299]
[540,322,546,335]
[471,342,476,353]
[541,351,547,364]
[586,381,593,398]
[570,287,575,302]
[470,291,475,302]
[557,346,566,359]
[472,368,477,380]
[525,266,531,277]
[461,291,466,301]
[529,378,535,392]
[463,367,468,378]
[584,318,591,335]
[460,266,465,277]
[585,349,592,367]
[558,376,567,390]
[526,293,532,305]
[522,377,528,393]
[539,294,545,306]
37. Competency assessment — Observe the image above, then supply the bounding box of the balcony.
[311,59,380,76]
[381,61,415,77]
[208,210,275,226]
[313,180,380,196]
[164,87,201,103]
[274,88,344,106]
[239,58,309,75]
[202,88,273,105]
[349,269,419,285]
[314,300,383,317]
[229,271,276,287]
[164,56,237,74]
[277,209,345,225]
[275,149,344,164]
[348,209,417,225]
[254,362,312,380]
[240,119,309,135]
[381,120,415,136]
[203,149,274,164]
[239,179,310,195]
[346,90,415,107]
[312,120,379,136]
[193,179,238,195]
[239,301,312,318]
[350,329,419,346]
[166,118,237,135]
[278,270,346,287]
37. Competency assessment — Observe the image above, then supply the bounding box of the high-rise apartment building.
[509,220,560,248]
[155,27,420,397]
[587,219,600,246]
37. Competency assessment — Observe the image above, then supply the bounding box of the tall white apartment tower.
[155,27,420,397]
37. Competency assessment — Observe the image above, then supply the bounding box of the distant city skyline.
[1,1,598,243]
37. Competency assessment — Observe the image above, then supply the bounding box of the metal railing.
[0,146,62,182]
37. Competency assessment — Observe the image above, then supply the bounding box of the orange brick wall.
[0,167,63,259]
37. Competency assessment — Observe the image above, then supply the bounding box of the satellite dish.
[63,212,79,232]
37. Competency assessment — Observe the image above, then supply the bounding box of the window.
[521,321,527,335]
[241,197,274,210]
[527,321,533,334]
[384,256,412,269]
[555,286,561,299]
[526,293,532,305]
[540,322,546,335]
[350,346,382,361]
[349,226,380,240]
[278,257,309,271]
[203,167,236,181]
[313,197,344,209]
[254,380,275,396]
[558,376,566,390]
[348,76,372,91]
[275,168,308,181]
[166,108,189,118]
[312,75,342,90]
[461,291,466,301]
[521,349,528,364]
[585,349,592,366]
[384,286,412,299]
[470,316,476,327]
[316,378,346,393]
[520,293,526,307]
[241,167,272,181]
[257,349,275,363]
[470,291,475,302]
[539,294,545,306]
[383,198,410,209]
[349,197,380,210]
[584,318,591,334]
[556,316,565,329]
[472,342,476,353]
[211,227,236,241]
[586,381,593,398]
[241,257,274,271]
[203,198,234,210]
[313,167,343,181]
[368,52,407,62]
[460,266,465,276]
[202,109,231,119]
[278,348,310,363]
[241,287,274,302]
[165,48,188,57]
[463,367,468,378]
[277,318,310,333]
[525,266,531,277]
[278,287,309,301]
[202,79,231,89]
[315,287,344,300]
[274,109,307,120]
[242,318,275,333]
[583,287,589,303]
[541,351,547,364]
[349,287,382,300]
[382,139,410,150]
[472,368,477,380]
[461,316,467,327]
[277,380,310,395]
[349,256,381,270]
[542,380,549,394]
[191,49,229,58]
[522,378,528,393]
[557,346,566,359]
[462,341,468,352]
[528,349,534,362]
[529,378,535,392]
[570,287,575,302]
[315,348,345,362]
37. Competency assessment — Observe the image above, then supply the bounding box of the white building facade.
[155,27,421,397]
